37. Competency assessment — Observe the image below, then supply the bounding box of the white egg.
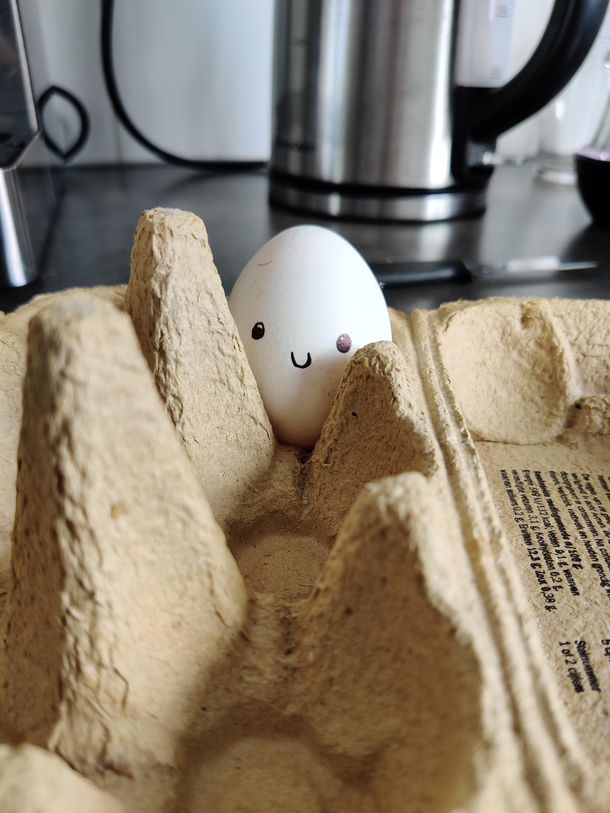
[228,225,392,449]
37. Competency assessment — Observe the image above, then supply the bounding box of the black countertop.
[2,161,610,315]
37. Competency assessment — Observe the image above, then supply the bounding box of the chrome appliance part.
[272,0,456,190]
[0,0,37,166]
[269,175,487,221]
[0,150,33,287]
[0,0,55,288]
[0,133,54,288]
[271,0,609,222]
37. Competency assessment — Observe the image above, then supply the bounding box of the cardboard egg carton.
[0,208,609,812]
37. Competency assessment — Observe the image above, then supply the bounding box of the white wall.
[19,0,274,165]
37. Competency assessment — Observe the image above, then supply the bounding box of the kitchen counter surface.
[1,160,610,315]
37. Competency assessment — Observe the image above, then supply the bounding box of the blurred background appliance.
[0,0,54,287]
[8,0,610,229]
[576,91,610,223]
[12,1,609,175]
[269,0,608,221]
[536,5,610,184]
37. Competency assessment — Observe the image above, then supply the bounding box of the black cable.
[38,85,91,163]
[100,0,267,172]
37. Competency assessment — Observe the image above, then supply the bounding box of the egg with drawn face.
[228,225,392,449]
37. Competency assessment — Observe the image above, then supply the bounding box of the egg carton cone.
[0,208,608,812]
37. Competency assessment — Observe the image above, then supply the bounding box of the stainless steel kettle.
[270,0,609,221]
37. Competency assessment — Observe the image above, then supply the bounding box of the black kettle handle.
[471,0,609,143]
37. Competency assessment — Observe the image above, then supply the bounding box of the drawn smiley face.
[251,321,352,370]
[229,225,392,449]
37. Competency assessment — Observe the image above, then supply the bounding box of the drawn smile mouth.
[291,351,312,369]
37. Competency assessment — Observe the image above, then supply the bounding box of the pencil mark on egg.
[291,352,312,369]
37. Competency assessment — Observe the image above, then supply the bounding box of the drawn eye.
[336,333,352,353]
[252,322,265,340]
